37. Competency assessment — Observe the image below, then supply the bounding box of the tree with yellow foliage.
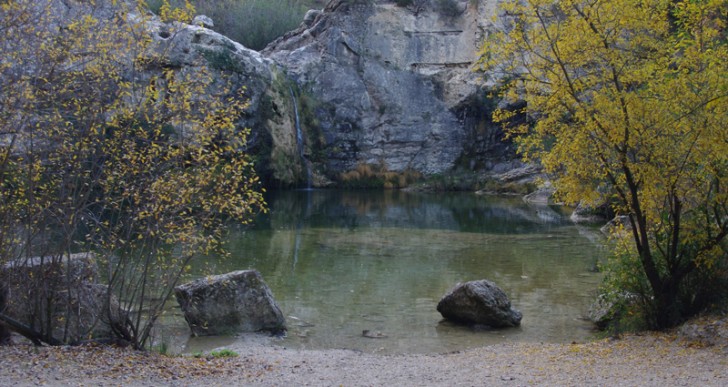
[0,0,265,348]
[481,0,727,328]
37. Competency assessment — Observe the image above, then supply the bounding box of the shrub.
[338,163,422,189]
[198,47,245,73]
[598,233,728,333]
[0,0,265,349]
[210,349,239,358]
[597,244,653,333]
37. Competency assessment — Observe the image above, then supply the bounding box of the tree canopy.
[0,0,265,347]
[481,0,728,328]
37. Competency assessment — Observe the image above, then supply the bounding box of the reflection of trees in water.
[238,191,605,300]
[263,190,570,234]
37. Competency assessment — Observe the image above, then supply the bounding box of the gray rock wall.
[14,0,517,187]
[263,0,514,180]
[139,0,518,185]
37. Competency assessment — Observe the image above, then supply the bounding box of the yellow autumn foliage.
[0,0,265,347]
[481,0,727,328]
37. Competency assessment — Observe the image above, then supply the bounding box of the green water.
[185,190,605,354]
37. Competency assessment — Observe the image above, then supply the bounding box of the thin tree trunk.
[0,284,11,344]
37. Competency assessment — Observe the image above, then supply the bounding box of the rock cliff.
[262,0,515,185]
[12,0,518,187]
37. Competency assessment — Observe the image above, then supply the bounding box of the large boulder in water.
[437,280,522,328]
[174,270,286,336]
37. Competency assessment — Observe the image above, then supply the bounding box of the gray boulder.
[175,270,286,336]
[51,282,127,342]
[570,201,612,223]
[192,15,214,29]
[437,280,522,328]
[587,292,638,330]
[1,252,126,343]
[678,317,728,348]
[587,293,616,330]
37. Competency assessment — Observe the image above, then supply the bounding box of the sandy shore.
[1,318,726,386]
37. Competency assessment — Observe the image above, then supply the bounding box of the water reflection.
[189,190,605,354]
[254,190,570,234]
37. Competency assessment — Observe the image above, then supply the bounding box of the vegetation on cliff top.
[148,0,326,50]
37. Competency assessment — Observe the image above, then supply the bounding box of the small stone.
[192,15,214,29]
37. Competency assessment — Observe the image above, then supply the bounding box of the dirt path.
[1,319,726,386]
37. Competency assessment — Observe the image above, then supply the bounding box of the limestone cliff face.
[263,0,514,181]
[17,0,517,187]
[142,13,307,186]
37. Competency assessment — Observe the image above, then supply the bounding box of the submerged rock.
[362,329,387,339]
[437,279,522,328]
[175,270,286,336]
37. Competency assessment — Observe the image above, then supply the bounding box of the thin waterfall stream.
[289,86,312,189]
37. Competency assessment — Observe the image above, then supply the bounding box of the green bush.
[598,237,728,333]
[210,349,239,358]
[596,246,652,334]
[146,0,165,14]
[192,348,239,358]
[198,47,245,73]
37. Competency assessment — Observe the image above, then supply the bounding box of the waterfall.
[289,86,312,189]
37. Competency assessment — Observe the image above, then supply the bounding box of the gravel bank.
[1,319,726,386]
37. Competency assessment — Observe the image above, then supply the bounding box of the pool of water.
[182,190,606,354]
